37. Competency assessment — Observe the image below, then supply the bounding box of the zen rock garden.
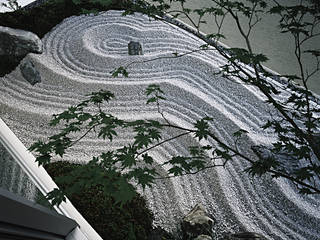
[0,20,269,240]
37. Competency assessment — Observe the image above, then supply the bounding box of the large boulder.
[0,26,42,56]
[0,26,43,77]
[181,204,214,240]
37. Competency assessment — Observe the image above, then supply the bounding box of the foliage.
[28,0,320,212]
[0,0,21,11]
[123,0,320,194]
[44,161,154,240]
[29,88,215,206]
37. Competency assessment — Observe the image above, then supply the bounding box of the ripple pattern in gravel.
[0,11,319,240]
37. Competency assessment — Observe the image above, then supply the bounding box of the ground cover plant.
[44,161,154,240]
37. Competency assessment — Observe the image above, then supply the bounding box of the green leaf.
[77,112,92,121]
[252,53,268,64]
[113,178,136,207]
[46,188,66,207]
[189,146,202,156]
[168,166,184,176]
[200,44,209,49]
[294,167,313,181]
[194,118,210,141]
[261,120,272,130]
[134,133,152,148]
[117,146,137,167]
[145,84,164,95]
[35,154,51,166]
[188,159,206,170]
[215,149,232,161]
[168,156,192,173]
[233,129,248,137]
[269,5,285,14]
[129,167,156,189]
[246,156,279,177]
[111,66,129,78]
[146,97,157,104]
[148,128,161,141]
[142,154,154,164]
[88,90,115,104]
[147,120,162,129]
[172,52,178,57]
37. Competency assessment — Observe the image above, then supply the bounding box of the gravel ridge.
[0,10,319,239]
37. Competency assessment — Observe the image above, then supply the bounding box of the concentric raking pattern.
[0,11,319,239]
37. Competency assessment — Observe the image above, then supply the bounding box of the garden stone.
[128,41,143,55]
[224,232,268,240]
[181,204,214,240]
[147,227,174,240]
[0,26,42,57]
[20,60,41,85]
[194,234,212,240]
[0,26,43,77]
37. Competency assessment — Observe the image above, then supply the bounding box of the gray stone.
[194,234,212,240]
[147,227,174,240]
[224,232,268,240]
[0,26,42,57]
[181,204,214,240]
[128,41,143,55]
[20,60,41,85]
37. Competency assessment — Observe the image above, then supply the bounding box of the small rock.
[181,204,214,240]
[224,232,268,240]
[148,227,174,240]
[20,60,41,85]
[128,41,143,55]
[194,234,212,240]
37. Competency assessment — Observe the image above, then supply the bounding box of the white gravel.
[0,10,319,239]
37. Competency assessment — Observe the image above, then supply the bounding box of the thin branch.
[305,56,320,82]
[124,47,216,69]
[166,9,199,30]
[69,124,98,148]
[154,163,227,180]
[136,131,192,157]
[247,1,259,37]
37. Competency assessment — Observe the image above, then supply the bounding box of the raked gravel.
[1,11,320,239]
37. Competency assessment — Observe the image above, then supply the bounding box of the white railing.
[0,117,102,240]
[0,0,33,13]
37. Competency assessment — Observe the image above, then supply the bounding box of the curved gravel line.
[0,10,319,239]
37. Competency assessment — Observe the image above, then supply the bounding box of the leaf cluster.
[45,161,154,240]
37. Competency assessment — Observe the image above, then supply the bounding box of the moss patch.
[45,161,154,240]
